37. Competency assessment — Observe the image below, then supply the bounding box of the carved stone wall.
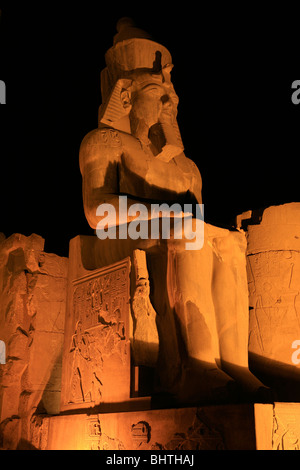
[60,236,131,411]
[3,202,300,450]
[38,404,256,450]
[255,402,300,450]
[238,203,300,399]
[0,234,68,449]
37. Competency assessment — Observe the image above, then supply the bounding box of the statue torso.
[80,127,202,203]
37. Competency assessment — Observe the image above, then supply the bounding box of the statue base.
[23,402,300,450]
[25,402,300,451]
[31,403,257,450]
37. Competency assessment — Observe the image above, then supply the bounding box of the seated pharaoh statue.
[79,18,271,405]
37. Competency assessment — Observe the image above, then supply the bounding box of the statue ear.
[98,78,132,127]
[120,88,132,109]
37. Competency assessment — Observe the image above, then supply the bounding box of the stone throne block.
[60,236,132,412]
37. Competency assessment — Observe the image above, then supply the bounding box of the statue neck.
[130,117,160,157]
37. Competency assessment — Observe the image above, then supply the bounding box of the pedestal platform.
[37,403,257,450]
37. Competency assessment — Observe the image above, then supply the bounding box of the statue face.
[129,75,178,128]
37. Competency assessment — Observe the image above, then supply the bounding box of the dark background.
[0,3,299,257]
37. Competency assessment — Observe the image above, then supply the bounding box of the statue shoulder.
[79,127,124,173]
[174,153,201,179]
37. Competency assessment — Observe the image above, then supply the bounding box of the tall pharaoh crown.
[101,17,173,103]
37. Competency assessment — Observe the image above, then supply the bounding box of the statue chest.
[119,148,195,200]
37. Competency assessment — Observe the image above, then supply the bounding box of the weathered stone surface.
[0,233,68,448]
[42,404,256,450]
[131,249,159,367]
[238,203,300,399]
[78,18,266,404]
[244,203,300,254]
[255,402,300,450]
[4,19,300,453]
[60,237,131,412]
[0,416,21,450]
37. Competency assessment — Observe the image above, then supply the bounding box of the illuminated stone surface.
[1,20,300,451]
[36,404,256,450]
[255,402,300,450]
[79,18,266,403]
[131,249,159,368]
[60,237,131,411]
[238,203,300,401]
[0,233,68,449]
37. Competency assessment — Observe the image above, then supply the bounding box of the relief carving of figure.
[69,320,103,404]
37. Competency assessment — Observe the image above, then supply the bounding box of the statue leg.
[158,222,238,404]
[93,228,236,404]
[210,227,273,400]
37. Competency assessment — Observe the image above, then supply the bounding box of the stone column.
[238,203,300,399]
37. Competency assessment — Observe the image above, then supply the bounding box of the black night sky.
[0,3,299,257]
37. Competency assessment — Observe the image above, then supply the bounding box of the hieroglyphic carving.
[85,416,125,450]
[66,258,131,406]
[272,404,300,450]
[84,410,225,450]
[131,421,151,446]
[247,250,300,362]
[85,416,102,450]
[84,410,224,450]
[151,409,225,450]
[85,128,122,152]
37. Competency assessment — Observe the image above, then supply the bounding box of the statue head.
[98,18,183,157]
[122,69,179,134]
